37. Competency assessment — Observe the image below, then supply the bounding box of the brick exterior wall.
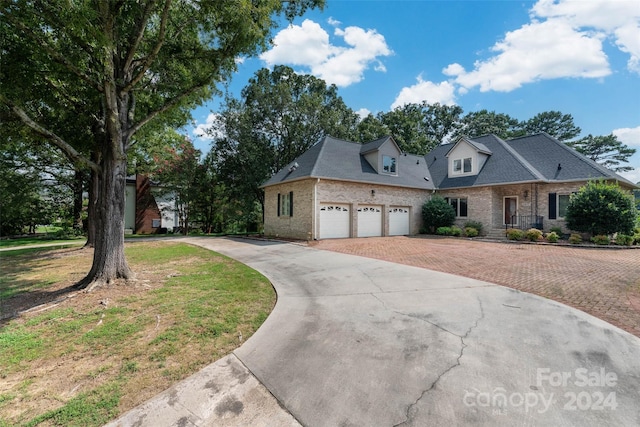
[263,178,431,240]
[135,175,162,234]
[264,178,626,239]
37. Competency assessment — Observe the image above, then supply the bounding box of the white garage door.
[357,205,382,237]
[389,207,410,236]
[319,204,350,239]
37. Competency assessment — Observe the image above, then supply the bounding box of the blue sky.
[189,0,640,182]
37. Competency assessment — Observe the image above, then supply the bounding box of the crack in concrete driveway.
[183,238,640,427]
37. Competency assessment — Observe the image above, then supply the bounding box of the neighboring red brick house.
[125,175,177,234]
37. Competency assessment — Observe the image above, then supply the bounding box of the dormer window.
[383,155,397,174]
[453,157,472,174]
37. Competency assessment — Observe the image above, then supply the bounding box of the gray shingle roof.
[426,133,636,189]
[263,133,637,191]
[506,133,633,184]
[261,135,435,190]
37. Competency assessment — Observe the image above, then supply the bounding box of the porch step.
[484,228,507,240]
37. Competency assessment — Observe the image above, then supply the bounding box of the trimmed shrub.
[568,233,582,244]
[464,227,479,238]
[422,196,456,233]
[464,220,484,236]
[451,226,462,237]
[550,226,563,236]
[525,228,543,242]
[545,231,559,243]
[614,234,634,246]
[436,226,452,236]
[506,228,525,241]
[566,180,636,236]
[591,235,610,245]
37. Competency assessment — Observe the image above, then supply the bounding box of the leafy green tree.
[212,65,357,219]
[522,111,581,141]
[355,114,391,143]
[454,109,523,140]
[421,195,456,233]
[379,102,463,154]
[1,0,322,290]
[565,181,637,235]
[566,134,636,172]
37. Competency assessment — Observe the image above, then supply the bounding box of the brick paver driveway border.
[311,236,640,337]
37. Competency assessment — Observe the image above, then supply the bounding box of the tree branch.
[0,95,100,174]
[123,0,158,72]
[125,81,208,149]
[122,0,172,93]
[4,14,103,93]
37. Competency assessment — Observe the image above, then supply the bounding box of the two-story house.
[262,133,636,240]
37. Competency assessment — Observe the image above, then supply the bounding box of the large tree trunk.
[76,145,133,290]
[76,73,134,291]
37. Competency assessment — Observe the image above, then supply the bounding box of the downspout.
[313,178,319,240]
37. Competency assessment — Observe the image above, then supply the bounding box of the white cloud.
[448,19,610,92]
[613,125,640,147]
[443,0,640,93]
[532,0,640,75]
[327,17,341,27]
[192,113,223,142]
[260,19,392,87]
[391,76,457,109]
[355,108,371,119]
[613,125,640,183]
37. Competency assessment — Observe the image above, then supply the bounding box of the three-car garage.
[318,203,410,239]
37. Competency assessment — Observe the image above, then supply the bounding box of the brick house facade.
[262,134,636,240]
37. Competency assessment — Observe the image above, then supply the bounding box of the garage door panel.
[357,205,382,237]
[389,207,410,236]
[319,204,350,239]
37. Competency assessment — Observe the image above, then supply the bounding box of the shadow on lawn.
[0,247,86,326]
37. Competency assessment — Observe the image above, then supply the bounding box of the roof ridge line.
[309,136,331,177]
[494,135,547,181]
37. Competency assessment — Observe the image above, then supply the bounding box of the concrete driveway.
[111,237,640,426]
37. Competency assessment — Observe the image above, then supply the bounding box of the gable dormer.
[360,136,401,176]
[445,137,492,178]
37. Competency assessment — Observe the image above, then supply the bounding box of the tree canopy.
[1,0,323,289]
[566,134,636,172]
[211,65,357,216]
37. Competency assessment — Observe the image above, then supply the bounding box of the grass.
[0,237,84,249]
[0,241,275,427]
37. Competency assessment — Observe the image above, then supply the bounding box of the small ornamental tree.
[565,181,637,236]
[422,195,456,233]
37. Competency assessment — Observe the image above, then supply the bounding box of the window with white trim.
[382,155,397,174]
[452,157,472,174]
[278,191,293,217]
[558,194,570,218]
[445,197,468,217]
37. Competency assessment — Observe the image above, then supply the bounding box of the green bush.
[634,229,640,245]
[436,226,452,236]
[614,234,634,246]
[591,235,610,245]
[464,221,484,236]
[422,196,456,233]
[525,228,543,242]
[506,228,525,241]
[464,227,479,238]
[550,226,563,236]
[568,233,582,244]
[451,226,462,236]
[545,231,559,243]
[566,180,637,236]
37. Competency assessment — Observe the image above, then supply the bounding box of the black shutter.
[277,193,281,217]
[548,193,556,219]
[289,191,293,216]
